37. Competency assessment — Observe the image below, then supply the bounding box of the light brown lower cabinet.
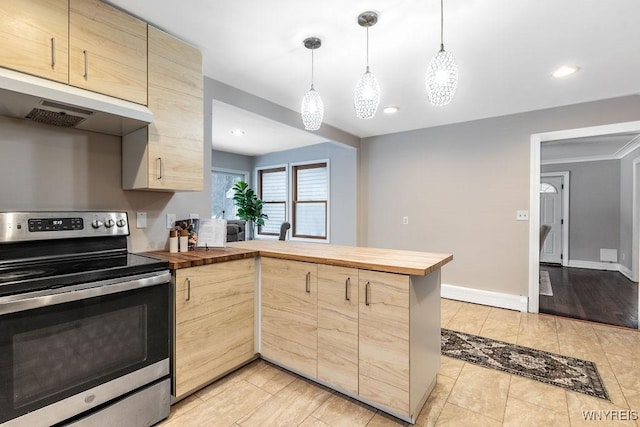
[260,258,441,423]
[358,270,410,415]
[173,258,255,399]
[317,264,359,395]
[260,257,318,378]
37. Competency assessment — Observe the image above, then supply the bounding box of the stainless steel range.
[0,212,171,427]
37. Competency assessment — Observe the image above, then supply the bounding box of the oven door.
[0,271,171,425]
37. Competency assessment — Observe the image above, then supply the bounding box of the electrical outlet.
[402,216,409,225]
[166,213,176,229]
[136,212,147,229]
[516,210,529,221]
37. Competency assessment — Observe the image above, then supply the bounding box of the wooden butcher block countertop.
[228,240,453,276]
[145,247,258,269]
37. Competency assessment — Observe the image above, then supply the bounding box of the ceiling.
[542,133,640,164]
[107,0,640,155]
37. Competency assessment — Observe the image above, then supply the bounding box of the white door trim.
[541,171,570,266]
[633,158,640,282]
[529,120,640,321]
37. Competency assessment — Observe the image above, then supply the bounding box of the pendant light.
[354,11,381,120]
[301,37,324,131]
[426,0,458,106]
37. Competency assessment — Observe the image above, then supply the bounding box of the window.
[540,183,558,194]
[211,169,247,219]
[293,162,328,239]
[258,167,287,235]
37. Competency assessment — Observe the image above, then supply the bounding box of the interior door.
[540,176,563,263]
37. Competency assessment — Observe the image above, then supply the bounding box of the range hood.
[0,67,153,136]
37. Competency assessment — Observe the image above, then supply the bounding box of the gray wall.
[253,142,358,246]
[212,149,253,176]
[542,160,621,263]
[0,78,216,253]
[359,95,640,296]
[620,145,640,271]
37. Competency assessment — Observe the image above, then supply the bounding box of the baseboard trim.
[567,260,620,271]
[619,265,634,281]
[441,283,528,312]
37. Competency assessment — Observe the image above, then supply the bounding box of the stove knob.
[104,219,115,228]
[91,220,103,229]
[116,219,127,228]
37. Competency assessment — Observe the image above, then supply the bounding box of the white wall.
[359,95,640,297]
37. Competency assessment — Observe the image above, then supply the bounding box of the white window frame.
[211,167,249,219]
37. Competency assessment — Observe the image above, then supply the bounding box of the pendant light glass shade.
[354,66,380,119]
[354,12,380,120]
[301,85,324,131]
[426,0,458,106]
[301,37,323,131]
[426,47,458,106]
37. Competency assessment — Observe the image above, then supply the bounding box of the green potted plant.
[231,181,268,240]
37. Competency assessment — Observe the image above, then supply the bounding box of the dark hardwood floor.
[539,265,638,329]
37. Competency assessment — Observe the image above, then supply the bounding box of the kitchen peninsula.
[149,241,452,423]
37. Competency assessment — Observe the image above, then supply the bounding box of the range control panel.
[28,217,84,232]
[0,212,129,242]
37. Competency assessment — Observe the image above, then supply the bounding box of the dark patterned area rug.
[441,329,610,400]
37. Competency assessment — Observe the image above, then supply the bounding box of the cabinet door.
[69,0,147,104]
[174,259,255,399]
[0,0,68,83]
[261,257,317,377]
[146,26,203,191]
[317,265,358,394]
[359,270,410,415]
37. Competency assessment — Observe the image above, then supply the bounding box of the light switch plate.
[516,210,529,221]
[136,212,147,229]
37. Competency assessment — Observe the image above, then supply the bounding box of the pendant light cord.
[311,48,315,88]
[366,27,370,70]
[440,0,445,51]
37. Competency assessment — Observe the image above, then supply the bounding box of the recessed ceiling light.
[552,65,580,78]
[383,106,399,114]
[231,129,245,136]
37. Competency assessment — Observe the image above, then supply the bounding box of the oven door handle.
[0,271,171,315]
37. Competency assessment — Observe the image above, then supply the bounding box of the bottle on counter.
[179,229,189,253]
[169,229,178,253]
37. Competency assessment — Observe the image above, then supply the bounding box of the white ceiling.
[542,133,640,164]
[107,0,640,155]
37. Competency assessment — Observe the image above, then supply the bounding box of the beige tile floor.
[159,299,640,426]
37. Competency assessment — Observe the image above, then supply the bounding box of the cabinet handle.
[305,272,311,294]
[83,50,88,80]
[345,277,351,301]
[365,281,371,306]
[185,278,191,302]
[157,158,163,180]
[50,38,56,68]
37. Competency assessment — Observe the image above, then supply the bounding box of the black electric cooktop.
[0,253,168,297]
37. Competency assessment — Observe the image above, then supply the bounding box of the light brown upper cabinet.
[0,0,69,83]
[122,26,203,192]
[69,0,147,104]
